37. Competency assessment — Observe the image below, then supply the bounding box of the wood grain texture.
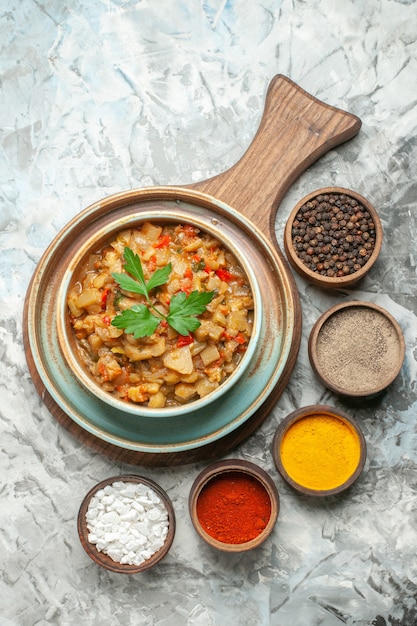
[23,75,361,467]
[190,75,361,238]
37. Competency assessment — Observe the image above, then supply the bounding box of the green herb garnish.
[166,289,214,335]
[111,247,215,338]
[192,259,206,272]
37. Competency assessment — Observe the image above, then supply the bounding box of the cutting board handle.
[189,75,361,239]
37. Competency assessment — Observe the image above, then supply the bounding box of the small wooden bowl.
[189,459,279,552]
[308,301,405,397]
[284,187,382,288]
[273,405,366,497]
[77,475,175,573]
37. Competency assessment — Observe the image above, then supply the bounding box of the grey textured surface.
[1,1,417,624]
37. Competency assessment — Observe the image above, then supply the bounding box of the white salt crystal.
[120,509,139,522]
[85,480,170,567]
[131,501,145,514]
[120,485,138,497]
[147,508,163,521]
[102,494,115,506]
[107,548,123,561]
[139,549,152,561]
[102,511,120,524]
[117,534,130,545]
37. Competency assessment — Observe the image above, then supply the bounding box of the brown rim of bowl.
[77,474,176,573]
[188,459,279,552]
[272,405,367,497]
[57,208,263,418]
[283,187,383,288]
[308,300,405,397]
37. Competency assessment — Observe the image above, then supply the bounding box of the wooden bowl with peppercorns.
[188,459,279,552]
[284,187,383,288]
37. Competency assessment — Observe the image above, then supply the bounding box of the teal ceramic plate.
[24,187,296,454]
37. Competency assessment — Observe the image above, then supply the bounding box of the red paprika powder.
[196,471,272,544]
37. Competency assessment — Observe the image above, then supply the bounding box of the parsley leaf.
[112,248,173,302]
[146,263,172,293]
[167,291,214,335]
[111,304,160,338]
[111,272,147,297]
[167,290,215,335]
[118,247,147,292]
[110,246,215,337]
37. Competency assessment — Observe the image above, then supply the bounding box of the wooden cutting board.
[23,75,361,466]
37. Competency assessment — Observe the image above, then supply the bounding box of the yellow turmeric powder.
[280,414,361,491]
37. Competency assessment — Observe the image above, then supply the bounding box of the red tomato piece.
[101,288,109,309]
[215,268,233,282]
[154,234,171,248]
[148,254,157,272]
[183,224,198,237]
[177,334,194,347]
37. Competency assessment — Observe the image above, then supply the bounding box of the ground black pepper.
[313,306,402,394]
[291,193,376,277]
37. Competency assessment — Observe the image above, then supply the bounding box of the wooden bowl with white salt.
[308,301,405,398]
[77,475,175,573]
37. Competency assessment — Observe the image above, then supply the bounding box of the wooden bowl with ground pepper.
[189,459,279,552]
[273,405,366,497]
[308,301,405,398]
[284,187,383,288]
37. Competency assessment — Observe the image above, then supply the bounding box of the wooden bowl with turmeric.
[272,405,366,497]
[188,459,279,552]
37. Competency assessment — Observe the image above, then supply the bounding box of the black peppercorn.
[290,192,377,277]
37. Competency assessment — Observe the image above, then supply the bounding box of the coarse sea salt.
[85,480,169,566]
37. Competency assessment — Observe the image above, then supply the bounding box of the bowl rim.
[24,184,296,455]
[77,474,176,573]
[188,458,279,552]
[283,186,383,288]
[57,208,263,418]
[308,300,406,397]
[272,404,367,497]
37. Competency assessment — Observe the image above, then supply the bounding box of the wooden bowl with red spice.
[188,459,279,552]
[272,405,367,497]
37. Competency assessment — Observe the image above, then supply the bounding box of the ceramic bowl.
[57,209,262,418]
[284,187,382,288]
[273,405,366,496]
[77,475,175,573]
[308,301,405,397]
[188,459,279,552]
